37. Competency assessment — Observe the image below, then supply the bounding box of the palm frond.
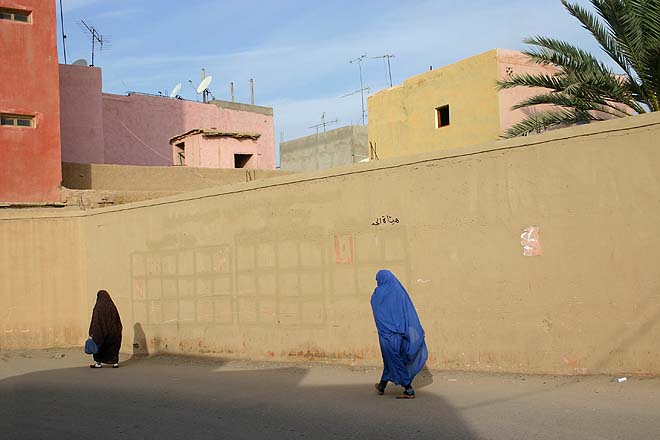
[502,109,587,138]
[497,72,565,91]
[501,0,660,137]
[561,0,632,76]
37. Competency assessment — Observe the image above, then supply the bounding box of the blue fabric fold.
[370,270,428,387]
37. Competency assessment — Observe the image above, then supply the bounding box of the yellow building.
[367,49,556,159]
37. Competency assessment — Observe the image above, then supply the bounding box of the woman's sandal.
[374,383,385,395]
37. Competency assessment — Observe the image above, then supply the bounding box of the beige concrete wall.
[61,162,294,191]
[0,213,88,349]
[3,113,660,375]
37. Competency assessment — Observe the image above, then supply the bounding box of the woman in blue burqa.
[371,270,428,398]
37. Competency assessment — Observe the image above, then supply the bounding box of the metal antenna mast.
[349,54,367,125]
[59,0,67,64]
[79,20,109,66]
[308,113,338,133]
[370,54,395,87]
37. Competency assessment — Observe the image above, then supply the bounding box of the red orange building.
[0,0,62,203]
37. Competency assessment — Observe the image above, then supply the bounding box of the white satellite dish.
[196,75,213,94]
[72,59,89,66]
[169,83,182,98]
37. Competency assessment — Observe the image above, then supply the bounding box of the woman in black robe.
[88,290,123,368]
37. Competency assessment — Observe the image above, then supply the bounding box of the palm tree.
[497,0,660,138]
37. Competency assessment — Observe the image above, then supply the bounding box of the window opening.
[0,8,31,22]
[435,105,450,128]
[1,114,35,127]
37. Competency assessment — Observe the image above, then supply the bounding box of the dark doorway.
[234,154,253,168]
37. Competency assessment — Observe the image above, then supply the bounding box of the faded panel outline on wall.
[129,226,411,333]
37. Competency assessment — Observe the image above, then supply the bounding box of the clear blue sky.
[56,0,604,160]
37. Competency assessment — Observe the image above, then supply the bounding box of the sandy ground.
[1,348,658,440]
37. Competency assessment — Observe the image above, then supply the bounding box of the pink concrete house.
[170,129,263,168]
[59,64,275,169]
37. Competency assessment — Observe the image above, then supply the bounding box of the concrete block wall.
[280,126,368,171]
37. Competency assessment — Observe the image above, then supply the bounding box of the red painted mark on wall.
[521,226,542,256]
[133,278,145,300]
[334,234,354,264]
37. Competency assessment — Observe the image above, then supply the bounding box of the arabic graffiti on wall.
[372,215,399,226]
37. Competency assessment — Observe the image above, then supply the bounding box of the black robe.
[89,290,123,364]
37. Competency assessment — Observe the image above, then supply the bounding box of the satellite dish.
[72,59,89,66]
[196,75,213,94]
[169,83,182,98]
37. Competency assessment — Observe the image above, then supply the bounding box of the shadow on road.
[0,355,479,440]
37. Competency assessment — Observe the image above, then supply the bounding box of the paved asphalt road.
[1,349,658,439]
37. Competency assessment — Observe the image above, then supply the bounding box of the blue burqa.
[371,270,428,387]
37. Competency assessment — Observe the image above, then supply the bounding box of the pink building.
[170,129,263,168]
[59,64,275,168]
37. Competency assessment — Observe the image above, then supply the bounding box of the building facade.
[59,64,276,169]
[367,49,559,159]
[169,129,264,169]
[280,126,369,171]
[0,1,61,202]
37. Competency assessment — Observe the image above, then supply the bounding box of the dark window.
[1,114,35,127]
[0,8,31,22]
[436,105,450,128]
[234,154,252,168]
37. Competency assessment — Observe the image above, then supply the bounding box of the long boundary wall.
[2,113,659,375]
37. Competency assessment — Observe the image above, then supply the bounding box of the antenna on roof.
[348,54,368,125]
[370,54,395,87]
[78,20,110,67]
[58,0,68,64]
[308,112,338,133]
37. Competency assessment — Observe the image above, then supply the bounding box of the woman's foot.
[396,388,415,399]
[90,362,102,368]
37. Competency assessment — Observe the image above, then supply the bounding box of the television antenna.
[340,86,371,125]
[340,86,371,98]
[78,20,110,66]
[308,112,338,133]
[370,54,395,87]
[348,54,367,125]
